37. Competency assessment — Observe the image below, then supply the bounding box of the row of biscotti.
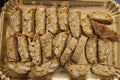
[60,13,120,66]
[60,35,111,65]
[6,34,119,78]
[7,31,68,64]
[6,31,68,76]
[9,6,120,41]
[64,63,120,78]
[9,4,81,39]
[8,12,120,65]
[6,33,110,77]
[60,13,120,78]
[5,58,60,76]
[6,31,118,77]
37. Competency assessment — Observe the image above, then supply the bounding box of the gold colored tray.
[0,0,120,80]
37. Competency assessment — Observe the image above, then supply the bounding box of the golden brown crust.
[7,35,20,62]
[91,20,120,41]
[90,12,113,24]
[85,37,97,64]
[71,35,88,63]
[60,37,78,65]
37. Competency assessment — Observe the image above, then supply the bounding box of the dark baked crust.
[92,20,120,41]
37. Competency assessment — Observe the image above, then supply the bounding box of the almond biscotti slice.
[90,11,113,24]
[46,6,58,34]
[7,35,20,61]
[22,9,36,39]
[10,7,22,34]
[91,64,120,77]
[91,20,120,41]
[35,6,46,35]
[69,9,81,38]
[85,37,97,64]
[71,35,88,63]
[40,32,53,62]
[58,3,69,31]
[29,34,42,65]
[18,35,31,62]
[32,58,60,77]
[60,37,78,65]
[53,32,68,58]
[7,62,34,75]
[65,63,90,77]
[81,15,94,37]
[98,39,111,63]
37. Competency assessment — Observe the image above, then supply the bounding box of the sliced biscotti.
[7,35,20,62]
[22,8,36,39]
[53,32,69,58]
[29,34,42,65]
[69,9,81,38]
[81,15,94,37]
[98,39,111,63]
[18,35,31,62]
[40,32,54,62]
[60,37,78,65]
[35,6,46,35]
[85,37,97,64]
[71,35,88,63]
[10,7,22,34]
[58,3,69,31]
[32,58,60,77]
[46,6,58,34]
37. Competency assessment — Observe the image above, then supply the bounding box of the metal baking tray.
[0,0,120,80]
